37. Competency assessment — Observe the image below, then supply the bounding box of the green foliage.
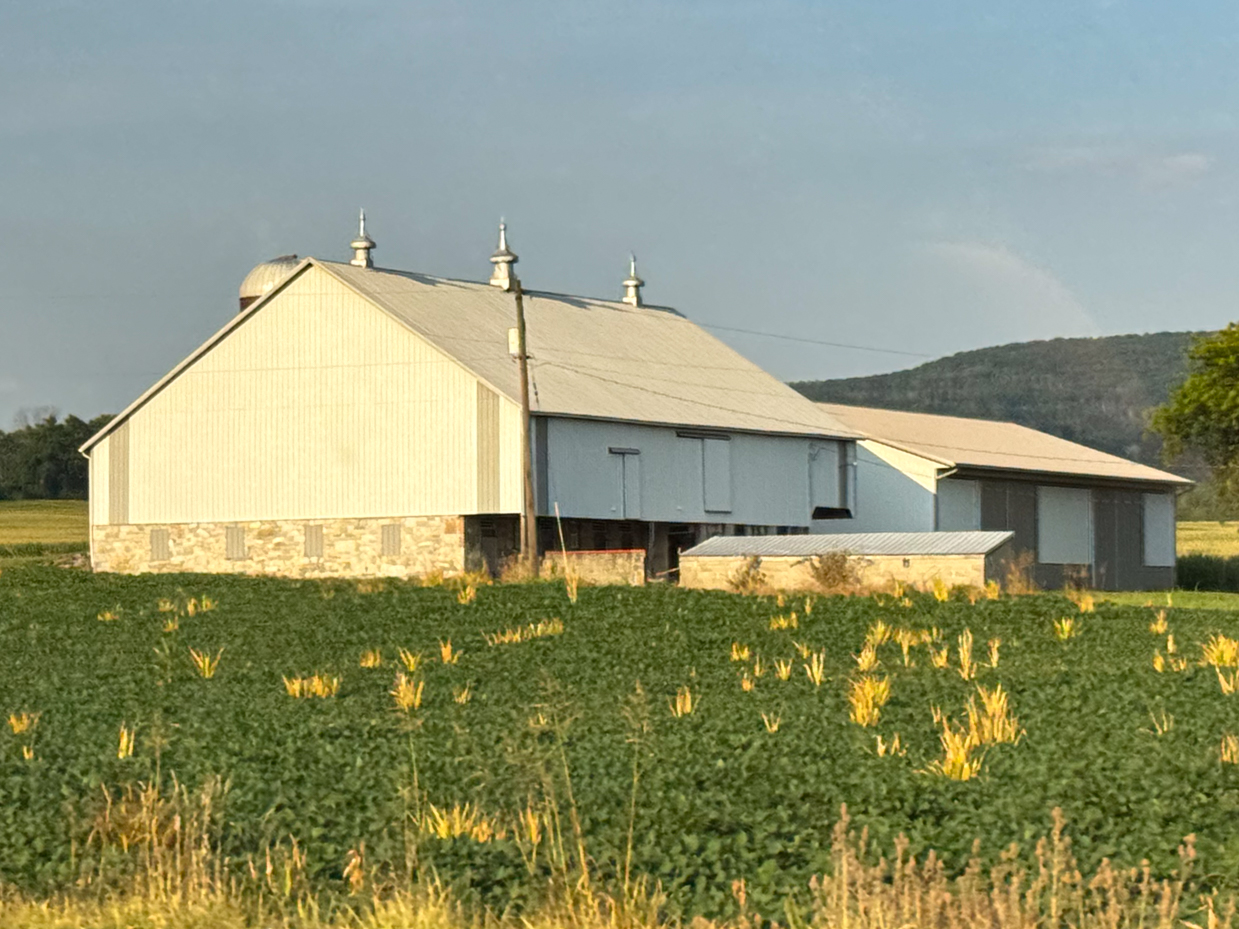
[1152,325,1239,505]
[0,570,1238,919]
[0,414,113,501]
[1177,554,1239,592]
[793,331,1201,466]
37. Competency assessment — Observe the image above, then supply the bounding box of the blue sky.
[1,1,1237,426]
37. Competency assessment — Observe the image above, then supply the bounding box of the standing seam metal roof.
[81,258,858,454]
[681,530,1015,558]
[320,261,857,438]
[816,403,1189,486]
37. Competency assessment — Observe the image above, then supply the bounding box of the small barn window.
[381,524,402,557]
[305,525,324,559]
[937,479,981,531]
[150,528,170,562]
[225,526,247,561]
[702,438,732,513]
[1036,486,1092,565]
[1143,493,1176,567]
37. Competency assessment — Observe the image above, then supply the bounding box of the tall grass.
[0,788,1225,929]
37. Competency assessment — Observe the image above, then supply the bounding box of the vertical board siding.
[90,442,110,527]
[545,418,820,527]
[821,442,935,534]
[124,266,501,523]
[702,438,732,513]
[108,423,130,525]
[476,384,500,512]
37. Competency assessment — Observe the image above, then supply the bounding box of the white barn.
[80,223,857,580]
[814,404,1191,590]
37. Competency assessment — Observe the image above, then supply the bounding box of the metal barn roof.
[323,262,856,438]
[82,259,858,453]
[682,530,1015,558]
[817,403,1190,487]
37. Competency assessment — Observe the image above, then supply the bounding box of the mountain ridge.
[790,331,1204,468]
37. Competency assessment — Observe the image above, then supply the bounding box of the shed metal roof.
[681,530,1015,558]
[817,403,1190,486]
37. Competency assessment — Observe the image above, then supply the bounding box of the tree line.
[0,413,113,500]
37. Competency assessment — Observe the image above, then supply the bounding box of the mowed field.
[1178,521,1239,557]
[1,567,1239,918]
[0,500,87,545]
[0,501,1229,558]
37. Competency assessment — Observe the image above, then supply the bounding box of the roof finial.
[350,208,376,269]
[621,253,644,306]
[489,219,519,290]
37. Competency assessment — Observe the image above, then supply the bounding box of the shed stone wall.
[91,515,466,578]
[679,552,993,592]
[541,549,646,586]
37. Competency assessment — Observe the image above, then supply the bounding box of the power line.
[699,324,932,359]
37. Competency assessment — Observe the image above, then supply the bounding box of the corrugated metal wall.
[107,265,521,524]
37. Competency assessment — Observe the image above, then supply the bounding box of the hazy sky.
[2,1,1238,427]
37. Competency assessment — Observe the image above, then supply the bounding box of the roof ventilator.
[350,209,375,268]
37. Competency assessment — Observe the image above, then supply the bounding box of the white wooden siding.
[121,265,520,523]
[90,439,110,526]
[822,440,936,534]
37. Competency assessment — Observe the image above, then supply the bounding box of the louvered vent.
[381,524,402,556]
[305,525,324,559]
[225,526,247,561]
[150,528,170,562]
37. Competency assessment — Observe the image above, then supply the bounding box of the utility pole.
[513,278,539,576]
[489,220,538,576]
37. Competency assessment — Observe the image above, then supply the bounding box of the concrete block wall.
[91,515,466,579]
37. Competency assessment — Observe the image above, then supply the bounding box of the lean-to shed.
[813,404,1191,590]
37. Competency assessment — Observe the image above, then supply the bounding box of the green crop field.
[0,567,1238,919]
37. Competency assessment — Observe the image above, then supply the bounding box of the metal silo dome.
[238,254,300,312]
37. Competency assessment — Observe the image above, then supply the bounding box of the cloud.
[0,377,18,395]
[1023,146,1213,185]
[916,241,1100,342]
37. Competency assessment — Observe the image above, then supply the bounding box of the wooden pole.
[513,279,539,576]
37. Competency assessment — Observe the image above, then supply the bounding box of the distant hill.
[791,332,1204,467]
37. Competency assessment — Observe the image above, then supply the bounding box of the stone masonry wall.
[540,549,646,586]
[679,553,989,593]
[92,516,466,579]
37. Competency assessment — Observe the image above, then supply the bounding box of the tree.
[0,413,113,500]
[1151,324,1239,503]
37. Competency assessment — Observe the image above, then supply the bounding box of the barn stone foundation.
[91,516,466,579]
[678,552,996,593]
[540,549,647,586]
